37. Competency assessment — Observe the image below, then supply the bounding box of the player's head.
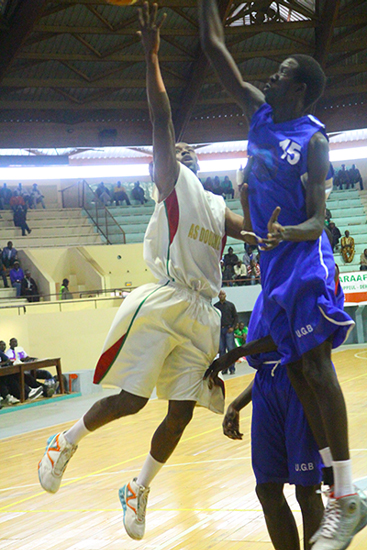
[175,142,199,174]
[264,55,326,111]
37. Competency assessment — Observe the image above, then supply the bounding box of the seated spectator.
[221,175,234,199]
[0,251,9,288]
[248,258,261,285]
[60,278,73,300]
[223,247,239,281]
[0,183,12,209]
[341,230,355,263]
[9,261,24,297]
[113,181,131,206]
[17,183,31,208]
[233,260,247,285]
[328,221,341,251]
[203,177,214,192]
[13,204,31,236]
[9,190,26,212]
[5,337,54,397]
[131,181,148,204]
[95,182,111,205]
[21,269,40,302]
[338,164,350,189]
[234,322,248,347]
[349,164,363,190]
[30,183,46,209]
[360,249,367,271]
[212,176,224,196]
[2,241,18,268]
[0,340,43,403]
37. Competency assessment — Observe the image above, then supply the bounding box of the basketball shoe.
[311,488,367,549]
[119,478,150,540]
[38,432,78,493]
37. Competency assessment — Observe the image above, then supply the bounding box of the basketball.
[105,0,139,5]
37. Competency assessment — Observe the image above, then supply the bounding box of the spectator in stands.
[9,190,26,212]
[0,251,9,288]
[221,175,234,199]
[248,258,261,285]
[360,249,367,271]
[13,204,31,236]
[0,183,12,209]
[17,183,31,208]
[5,338,54,397]
[9,261,24,297]
[21,269,39,302]
[212,176,224,196]
[0,340,43,403]
[223,246,238,281]
[341,230,355,264]
[60,278,73,300]
[30,183,46,209]
[325,207,332,226]
[214,290,238,375]
[203,177,214,192]
[95,182,111,205]
[131,181,148,204]
[242,243,251,268]
[113,182,131,206]
[233,259,247,285]
[2,241,18,268]
[349,164,363,190]
[338,164,350,189]
[234,322,248,347]
[328,221,341,252]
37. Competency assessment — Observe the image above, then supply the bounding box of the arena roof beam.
[314,0,340,66]
[0,0,48,83]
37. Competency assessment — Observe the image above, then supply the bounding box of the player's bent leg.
[295,484,323,550]
[256,483,300,550]
[120,400,196,541]
[38,390,149,494]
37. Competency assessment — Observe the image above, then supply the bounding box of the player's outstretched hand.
[260,206,284,250]
[137,2,167,56]
[204,354,231,380]
[223,404,243,440]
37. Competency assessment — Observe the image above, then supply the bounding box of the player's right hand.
[222,404,243,440]
[137,2,167,56]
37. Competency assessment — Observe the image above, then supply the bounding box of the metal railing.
[0,285,134,304]
[60,180,126,244]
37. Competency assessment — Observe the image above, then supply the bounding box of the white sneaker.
[311,491,366,550]
[119,478,150,540]
[5,394,20,404]
[38,432,78,493]
[29,387,43,400]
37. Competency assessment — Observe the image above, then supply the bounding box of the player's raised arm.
[138,2,179,201]
[199,0,265,119]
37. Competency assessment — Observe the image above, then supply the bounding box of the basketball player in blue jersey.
[199,2,367,549]
[37,3,249,542]
[222,292,324,550]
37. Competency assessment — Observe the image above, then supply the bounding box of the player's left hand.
[223,404,243,440]
[260,206,284,250]
[204,355,231,380]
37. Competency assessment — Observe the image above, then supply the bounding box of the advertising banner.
[339,271,367,303]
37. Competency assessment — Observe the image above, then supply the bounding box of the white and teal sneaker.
[119,478,150,540]
[38,432,77,493]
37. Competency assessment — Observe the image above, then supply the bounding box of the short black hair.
[290,54,326,109]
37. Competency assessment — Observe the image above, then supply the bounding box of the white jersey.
[144,163,226,299]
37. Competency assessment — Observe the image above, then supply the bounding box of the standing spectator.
[0,183,12,208]
[328,221,341,252]
[234,321,248,347]
[95,182,111,205]
[212,176,224,196]
[233,260,247,285]
[113,182,131,206]
[203,177,214,192]
[242,243,251,267]
[0,251,9,288]
[131,181,148,204]
[30,183,46,209]
[349,164,363,190]
[223,246,239,282]
[341,230,355,264]
[360,249,367,271]
[13,204,31,236]
[338,164,350,189]
[60,278,73,300]
[221,175,234,199]
[214,290,238,375]
[2,241,18,268]
[21,270,40,302]
[9,261,24,297]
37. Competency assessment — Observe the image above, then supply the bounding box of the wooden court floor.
[1,347,367,550]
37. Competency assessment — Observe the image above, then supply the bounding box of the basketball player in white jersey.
[38,2,247,541]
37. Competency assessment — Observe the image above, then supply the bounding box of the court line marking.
[354,351,367,360]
